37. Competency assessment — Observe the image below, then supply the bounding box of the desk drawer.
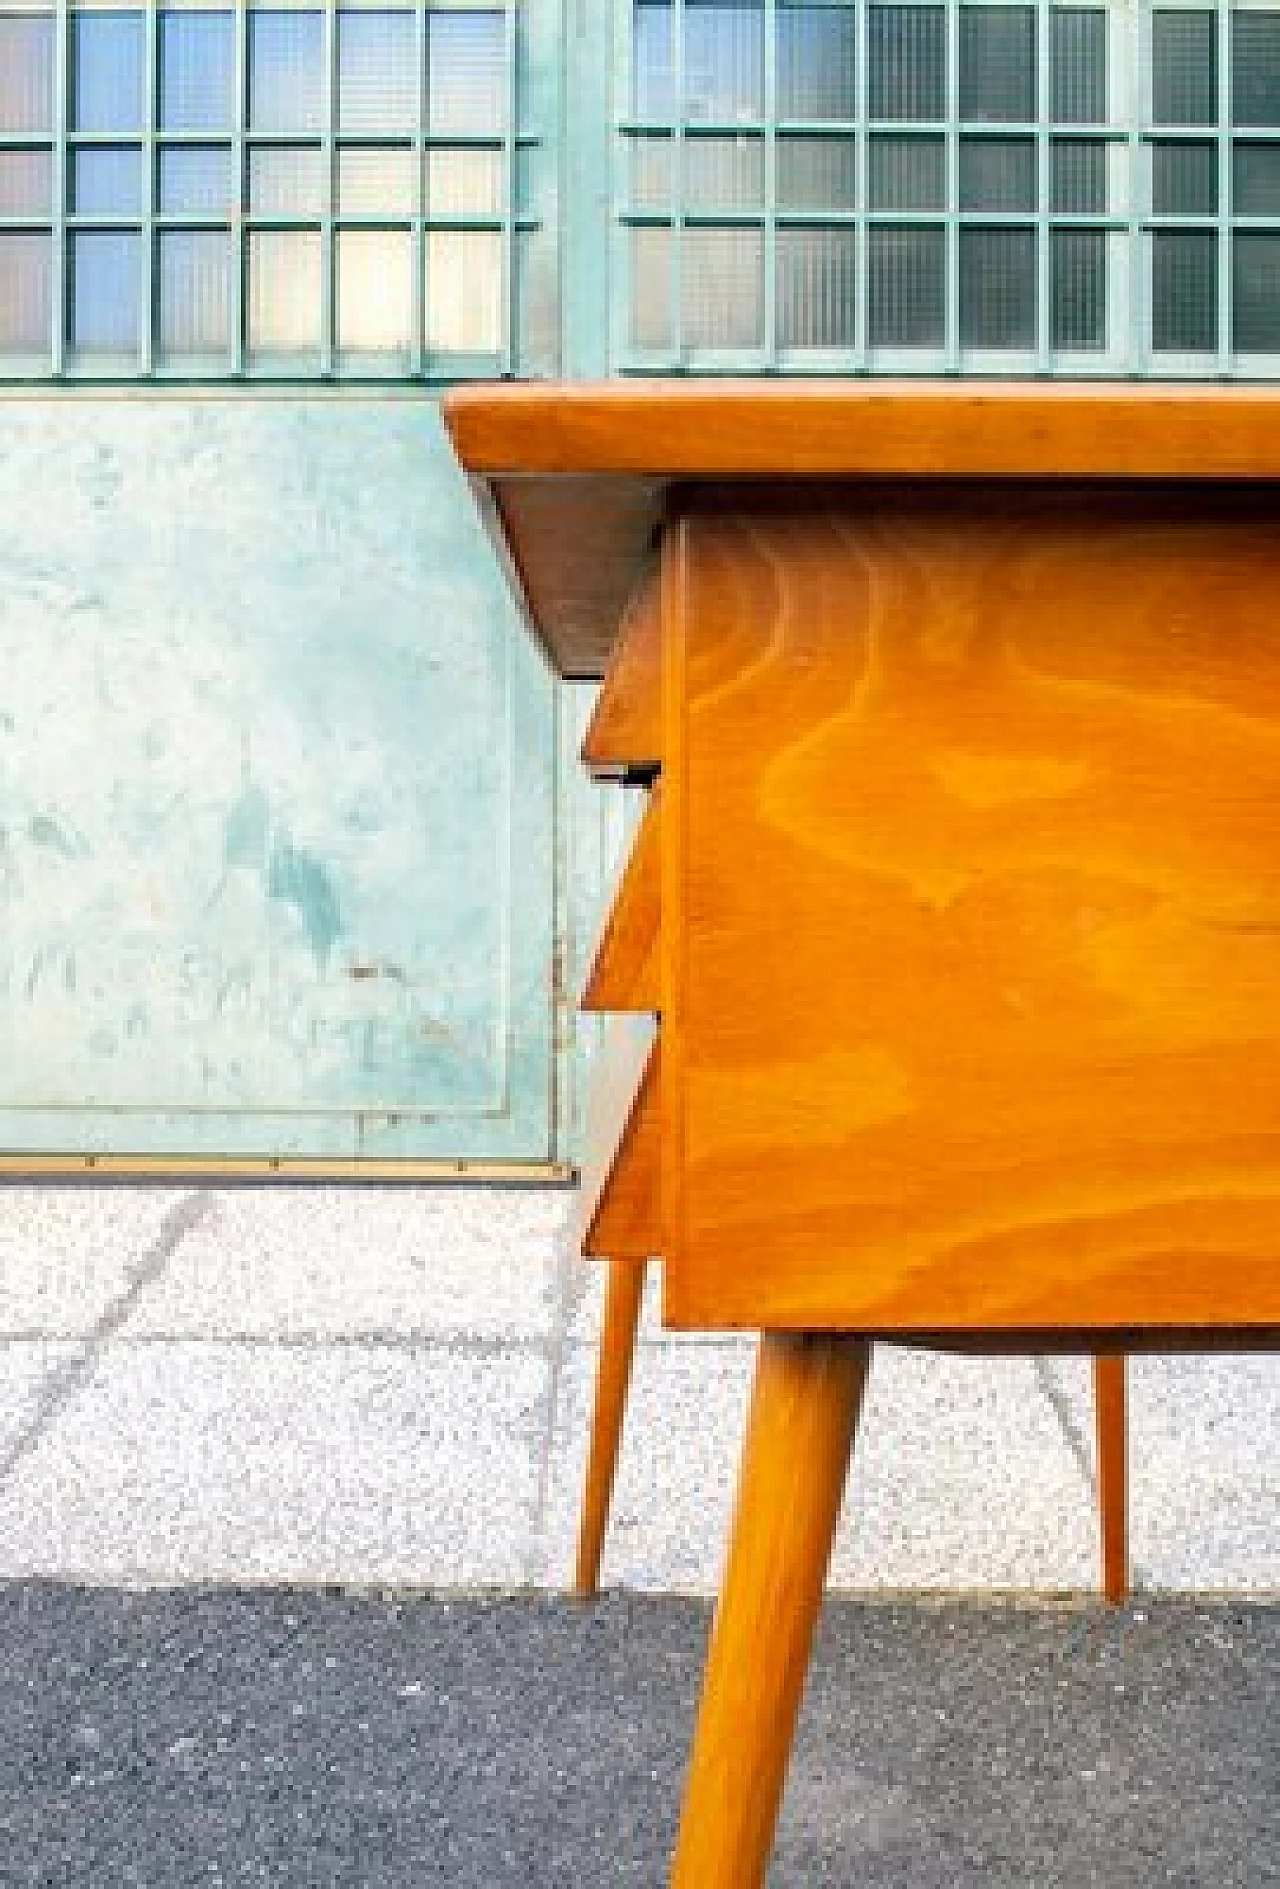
[571,1015,661,1258]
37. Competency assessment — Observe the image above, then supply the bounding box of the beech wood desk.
[445,384,1280,1888]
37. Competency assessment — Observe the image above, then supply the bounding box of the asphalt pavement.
[0,1586,1274,1887]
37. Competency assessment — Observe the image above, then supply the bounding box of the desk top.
[443,382,1280,677]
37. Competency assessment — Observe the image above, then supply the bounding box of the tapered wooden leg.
[1094,1352,1128,1605]
[671,1333,871,1888]
[573,1257,648,1596]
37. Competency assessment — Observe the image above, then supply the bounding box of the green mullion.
[502,0,517,374]
[1035,0,1050,368]
[52,0,67,374]
[322,0,336,375]
[141,0,157,375]
[414,0,426,378]
[854,0,869,369]
[1217,1,1232,371]
[232,0,247,375]
[763,0,777,368]
[673,0,685,365]
[945,0,959,369]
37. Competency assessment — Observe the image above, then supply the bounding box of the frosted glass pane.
[0,231,51,352]
[1051,138,1106,213]
[868,225,945,344]
[1051,8,1106,125]
[425,146,503,214]
[869,7,946,121]
[70,147,145,216]
[0,148,53,216]
[959,225,1036,346]
[777,4,856,120]
[634,1,674,118]
[1152,141,1217,215]
[959,6,1035,122]
[1151,228,1216,350]
[685,134,764,208]
[72,12,147,134]
[630,224,672,349]
[777,226,857,346]
[1234,141,1280,214]
[159,145,234,215]
[337,227,414,353]
[1152,12,1216,126]
[629,134,672,209]
[68,230,142,355]
[959,136,1035,211]
[0,16,55,134]
[1233,12,1280,126]
[426,227,503,351]
[1052,226,1106,349]
[869,134,944,209]
[339,146,417,214]
[247,228,322,354]
[339,11,417,134]
[248,145,326,214]
[160,11,236,132]
[157,228,231,356]
[777,135,858,208]
[249,11,326,132]
[684,2,764,120]
[1234,232,1280,351]
[428,11,506,136]
[682,224,762,347]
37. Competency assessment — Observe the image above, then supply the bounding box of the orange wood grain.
[581,563,663,776]
[572,1023,661,1260]
[1094,1353,1129,1603]
[661,490,1280,1334]
[670,1333,871,1886]
[581,785,661,1013]
[574,1255,648,1596]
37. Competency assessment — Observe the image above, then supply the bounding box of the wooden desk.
[445,383,1280,1887]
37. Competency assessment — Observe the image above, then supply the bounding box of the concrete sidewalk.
[0,1586,1274,1886]
[0,1185,1276,1593]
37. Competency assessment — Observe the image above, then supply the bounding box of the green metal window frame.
[0,0,546,381]
[613,0,1280,377]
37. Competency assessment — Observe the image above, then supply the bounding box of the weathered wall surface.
[0,395,563,1162]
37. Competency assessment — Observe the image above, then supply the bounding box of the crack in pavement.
[0,1191,212,1491]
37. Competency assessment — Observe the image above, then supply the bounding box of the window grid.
[617,0,1280,375]
[0,0,534,379]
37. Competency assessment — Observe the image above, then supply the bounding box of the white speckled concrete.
[0,1186,1275,1592]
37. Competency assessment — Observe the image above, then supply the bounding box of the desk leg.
[671,1333,871,1888]
[574,1256,647,1596]
[1093,1353,1129,1604]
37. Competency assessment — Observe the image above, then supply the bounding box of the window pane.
[1233,11,1280,127]
[428,10,506,136]
[1234,231,1280,351]
[629,133,672,209]
[634,0,674,118]
[1051,8,1106,124]
[777,225,857,345]
[157,228,230,356]
[247,227,322,354]
[249,11,325,133]
[777,135,858,209]
[959,224,1036,346]
[71,11,146,135]
[777,3,857,121]
[426,226,503,352]
[0,15,55,134]
[70,147,145,217]
[959,6,1035,122]
[1151,227,1216,350]
[0,230,51,351]
[869,7,946,121]
[630,223,672,349]
[959,136,1036,210]
[159,145,234,215]
[339,10,417,133]
[1053,226,1106,348]
[160,11,236,133]
[869,133,944,209]
[425,146,504,214]
[868,224,945,344]
[248,145,326,215]
[1234,141,1280,215]
[1152,11,1217,125]
[682,224,763,347]
[0,148,53,216]
[337,227,414,354]
[1152,140,1218,215]
[684,1,764,120]
[339,146,418,215]
[68,229,142,355]
[1051,138,1107,213]
[685,134,764,208]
